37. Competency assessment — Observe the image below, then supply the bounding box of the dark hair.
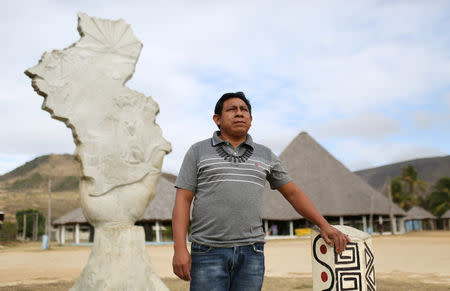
[214,92,252,116]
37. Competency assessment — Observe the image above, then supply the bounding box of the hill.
[355,156,450,193]
[0,154,177,222]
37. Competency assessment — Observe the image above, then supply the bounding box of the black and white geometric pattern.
[334,242,362,290]
[364,242,376,291]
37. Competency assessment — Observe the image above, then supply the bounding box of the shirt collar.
[211,131,254,149]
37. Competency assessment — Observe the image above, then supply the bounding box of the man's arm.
[172,188,194,281]
[277,181,350,254]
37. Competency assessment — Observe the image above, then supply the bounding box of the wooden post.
[33,213,39,241]
[22,214,27,241]
[386,177,397,234]
[339,216,344,225]
[289,221,294,237]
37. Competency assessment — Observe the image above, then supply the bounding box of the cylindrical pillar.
[155,221,161,242]
[61,226,66,245]
[75,223,80,244]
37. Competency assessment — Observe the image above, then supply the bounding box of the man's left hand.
[320,224,351,254]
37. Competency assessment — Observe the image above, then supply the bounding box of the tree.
[15,209,45,239]
[390,165,427,211]
[426,177,450,217]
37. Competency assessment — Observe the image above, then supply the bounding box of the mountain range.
[0,154,448,222]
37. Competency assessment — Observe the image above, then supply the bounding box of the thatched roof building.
[440,209,450,219]
[404,206,436,220]
[262,132,406,220]
[53,207,86,225]
[53,175,176,226]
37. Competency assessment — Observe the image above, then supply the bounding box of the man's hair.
[214,92,252,116]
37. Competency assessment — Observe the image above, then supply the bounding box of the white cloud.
[1,0,449,175]
[310,113,402,140]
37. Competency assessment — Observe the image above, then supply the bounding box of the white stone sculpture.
[25,12,171,291]
[311,225,376,291]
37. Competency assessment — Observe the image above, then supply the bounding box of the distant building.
[262,132,406,236]
[439,209,450,231]
[404,206,437,231]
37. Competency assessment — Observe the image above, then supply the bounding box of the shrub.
[53,176,80,191]
[10,172,44,190]
[0,221,18,242]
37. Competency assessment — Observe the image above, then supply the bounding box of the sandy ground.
[1,231,449,288]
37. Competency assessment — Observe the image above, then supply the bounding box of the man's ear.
[213,114,221,127]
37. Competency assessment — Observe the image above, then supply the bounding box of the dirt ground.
[1,231,449,290]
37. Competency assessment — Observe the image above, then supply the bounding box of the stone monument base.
[70,226,169,291]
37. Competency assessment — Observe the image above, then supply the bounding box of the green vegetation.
[390,165,450,217]
[9,173,43,190]
[15,209,45,238]
[0,155,50,181]
[390,165,427,211]
[0,221,17,242]
[53,176,80,191]
[425,177,450,217]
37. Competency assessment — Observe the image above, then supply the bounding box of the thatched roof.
[53,207,87,225]
[53,175,176,225]
[440,209,450,219]
[404,206,436,220]
[262,132,406,220]
[140,173,176,221]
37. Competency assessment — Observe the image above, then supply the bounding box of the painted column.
[339,216,344,225]
[61,225,66,245]
[264,220,269,236]
[289,221,294,237]
[311,225,376,291]
[75,223,80,244]
[155,221,161,243]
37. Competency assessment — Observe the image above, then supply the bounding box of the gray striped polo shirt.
[175,131,292,247]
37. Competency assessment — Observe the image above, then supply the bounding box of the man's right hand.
[172,247,192,281]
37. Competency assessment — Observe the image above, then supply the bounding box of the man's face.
[213,97,252,138]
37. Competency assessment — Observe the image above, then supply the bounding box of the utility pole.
[47,179,52,248]
[386,177,397,234]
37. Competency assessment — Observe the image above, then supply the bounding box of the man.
[172,92,349,291]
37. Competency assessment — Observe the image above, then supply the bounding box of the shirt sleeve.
[266,151,292,189]
[175,145,198,192]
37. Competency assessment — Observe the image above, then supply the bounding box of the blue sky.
[1,0,449,175]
